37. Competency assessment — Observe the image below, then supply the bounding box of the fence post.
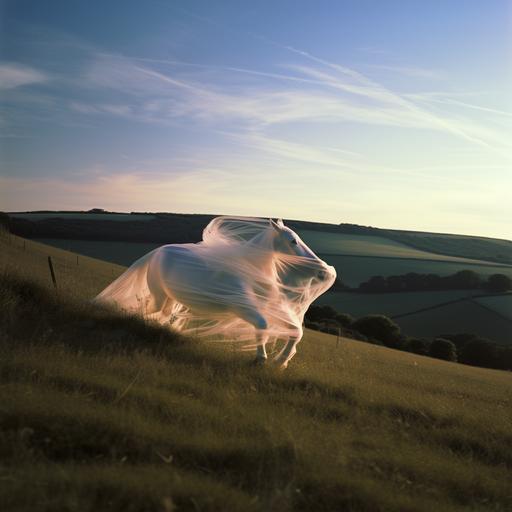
[47,256,57,289]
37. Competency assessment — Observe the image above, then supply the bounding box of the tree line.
[305,305,512,372]
[357,270,512,293]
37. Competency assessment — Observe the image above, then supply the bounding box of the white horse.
[95,217,336,368]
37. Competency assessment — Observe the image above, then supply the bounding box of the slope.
[1,234,511,512]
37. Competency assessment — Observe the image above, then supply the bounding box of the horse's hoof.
[273,358,289,370]
[251,357,267,367]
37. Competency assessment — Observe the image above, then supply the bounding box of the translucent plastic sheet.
[94,217,336,349]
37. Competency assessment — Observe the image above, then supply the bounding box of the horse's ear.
[269,218,283,231]
[276,218,284,228]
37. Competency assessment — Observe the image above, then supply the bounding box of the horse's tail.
[93,248,160,315]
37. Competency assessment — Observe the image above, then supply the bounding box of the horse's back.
[148,243,250,313]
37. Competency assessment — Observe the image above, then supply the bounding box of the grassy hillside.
[382,229,512,265]
[1,234,512,511]
[297,230,492,264]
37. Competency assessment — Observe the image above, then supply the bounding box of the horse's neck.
[242,230,276,275]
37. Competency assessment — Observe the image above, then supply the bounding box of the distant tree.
[458,338,496,368]
[335,313,354,327]
[352,315,401,347]
[494,345,512,371]
[359,275,387,293]
[405,337,430,356]
[0,212,10,233]
[429,338,457,362]
[305,305,337,323]
[448,270,482,290]
[486,274,512,293]
[330,278,349,291]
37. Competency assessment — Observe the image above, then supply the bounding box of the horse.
[94,216,336,368]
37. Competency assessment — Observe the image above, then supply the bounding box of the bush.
[335,313,354,327]
[429,338,457,362]
[486,274,512,293]
[458,338,496,368]
[405,337,430,356]
[305,305,337,322]
[352,315,401,348]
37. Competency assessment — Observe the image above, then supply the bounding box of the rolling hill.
[1,232,511,511]
[6,211,512,344]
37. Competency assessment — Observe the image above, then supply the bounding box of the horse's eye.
[291,239,298,245]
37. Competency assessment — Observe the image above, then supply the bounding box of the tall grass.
[1,235,511,511]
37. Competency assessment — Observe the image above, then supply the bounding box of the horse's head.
[268,218,336,285]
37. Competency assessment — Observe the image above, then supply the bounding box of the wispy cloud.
[75,49,510,157]
[367,64,444,80]
[0,62,48,90]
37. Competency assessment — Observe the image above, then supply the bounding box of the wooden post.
[76,254,79,266]
[47,256,57,288]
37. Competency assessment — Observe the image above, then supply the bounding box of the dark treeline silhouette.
[358,270,512,293]
[7,212,374,245]
[305,304,512,371]
[6,210,512,265]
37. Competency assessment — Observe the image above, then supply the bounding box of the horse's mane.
[202,216,272,246]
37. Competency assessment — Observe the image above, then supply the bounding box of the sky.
[1,0,511,239]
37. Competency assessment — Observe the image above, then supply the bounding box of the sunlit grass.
[1,234,511,511]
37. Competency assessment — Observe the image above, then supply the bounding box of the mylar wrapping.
[94,217,336,346]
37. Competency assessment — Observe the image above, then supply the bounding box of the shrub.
[352,315,401,348]
[486,274,512,293]
[458,338,496,368]
[335,313,354,327]
[405,337,430,356]
[305,305,337,322]
[429,338,457,362]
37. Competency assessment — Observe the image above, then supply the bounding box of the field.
[38,238,161,267]
[394,299,512,345]
[316,290,474,317]
[475,295,512,321]
[297,230,492,264]
[1,233,512,511]
[319,254,512,288]
[383,230,512,265]
[26,226,512,344]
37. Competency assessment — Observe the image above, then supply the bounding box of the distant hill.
[6,210,512,265]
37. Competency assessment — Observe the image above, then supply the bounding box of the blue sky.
[1,0,511,238]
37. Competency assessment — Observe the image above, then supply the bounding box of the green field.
[320,254,512,288]
[33,238,512,288]
[38,238,161,267]
[395,299,512,345]
[29,232,512,344]
[383,230,512,265]
[317,290,473,317]
[2,233,512,511]
[297,230,492,264]
[474,294,512,321]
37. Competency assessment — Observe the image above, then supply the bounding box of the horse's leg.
[152,297,175,325]
[274,328,303,369]
[145,252,171,317]
[254,330,269,364]
[233,306,269,364]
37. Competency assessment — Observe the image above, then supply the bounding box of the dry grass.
[1,233,511,511]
